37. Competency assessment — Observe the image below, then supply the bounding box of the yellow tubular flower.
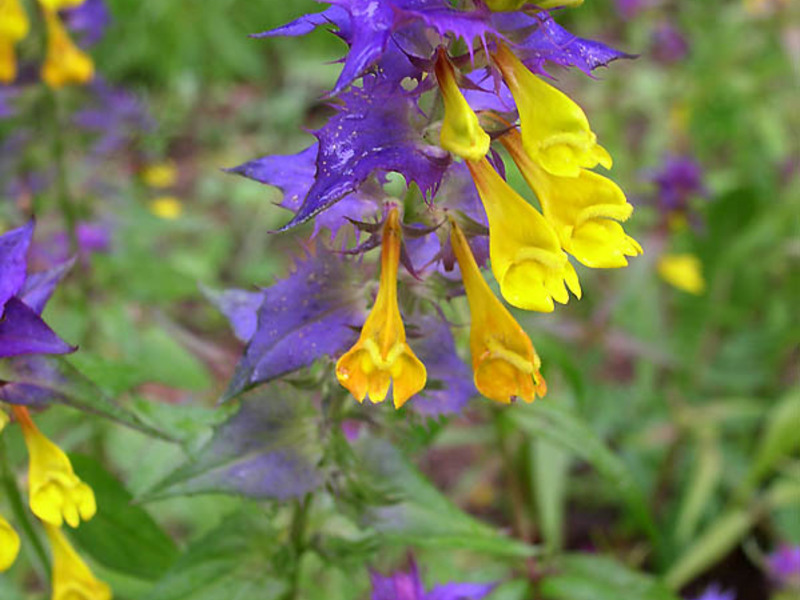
[493,43,611,178]
[450,220,546,403]
[501,128,642,268]
[0,0,31,83]
[336,208,427,408]
[467,157,581,312]
[44,523,112,600]
[41,9,94,89]
[657,253,706,295]
[0,513,21,572]
[13,407,97,528]
[434,49,490,162]
[38,0,87,10]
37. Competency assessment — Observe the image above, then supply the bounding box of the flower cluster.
[0,222,110,598]
[229,0,641,410]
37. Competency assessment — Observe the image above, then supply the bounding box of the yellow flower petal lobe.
[0,514,20,572]
[41,9,94,89]
[44,523,112,600]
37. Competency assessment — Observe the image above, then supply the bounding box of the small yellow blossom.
[450,220,547,403]
[149,196,183,220]
[142,162,178,189]
[502,128,642,268]
[434,48,490,161]
[44,523,112,600]
[493,43,611,178]
[657,253,706,295]
[0,513,21,572]
[38,0,87,10]
[336,208,427,408]
[13,406,97,528]
[41,8,94,89]
[467,157,581,312]
[0,0,30,83]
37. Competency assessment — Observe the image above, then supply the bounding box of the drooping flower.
[767,545,800,590]
[450,219,546,403]
[687,583,736,600]
[13,406,97,528]
[434,48,490,162]
[657,253,705,295]
[0,0,30,83]
[336,208,427,408]
[467,157,581,312]
[41,7,94,88]
[501,128,642,268]
[0,513,20,572]
[43,523,112,600]
[492,42,612,178]
[371,558,495,600]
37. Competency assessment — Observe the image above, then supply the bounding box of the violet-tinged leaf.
[202,286,264,343]
[223,250,365,401]
[0,221,33,313]
[280,78,450,230]
[143,388,323,501]
[0,297,74,358]
[20,258,75,315]
[252,5,349,39]
[426,582,496,600]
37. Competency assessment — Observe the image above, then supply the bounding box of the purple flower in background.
[615,0,649,20]
[687,584,736,600]
[768,545,800,589]
[60,0,111,47]
[650,155,708,216]
[0,86,19,118]
[651,21,689,64]
[0,222,74,359]
[371,559,495,600]
[30,221,112,267]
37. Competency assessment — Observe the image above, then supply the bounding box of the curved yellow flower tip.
[0,0,31,84]
[493,43,611,178]
[149,196,183,220]
[43,523,112,600]
[38,0,87,10]
[657,253,706,295]
[0,514,21,572]
[336,208,427,408]
[501,129,642,268]
[466,157,581,312]
[0,409,9,433]
[142,162,178,189]
[450,220,546,403]
[12,406,97,528]
[41,9,94,89]
[434,49,490,162]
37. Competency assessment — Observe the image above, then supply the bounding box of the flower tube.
[0,0,30,83]
[41,7,94,88]
[44,523,112,600]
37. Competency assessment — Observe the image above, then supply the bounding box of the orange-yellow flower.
[0,0,30,83]
[450,220,546,403]
[501,128,642,268]
[13,407,97,528]
[0,513,20,572]
[41,8,94,89]
[467,157,581,312]
[493,43,611,178]
[336,208,426,408]
[434,48,490,162]
[44,523,112,600]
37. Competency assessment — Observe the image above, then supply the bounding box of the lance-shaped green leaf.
[743,389,800,492]
[0,355,168,439]
[541,554,680,600]
[351,437,537,558]
[145,508,288,600]
[143,387,324,501]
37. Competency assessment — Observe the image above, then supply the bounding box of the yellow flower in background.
[0,0,30,83]
[0,409,8,433]
[657,253,706,295]
[142,162,178,189]
[502,128,642,268]
[450,220,546,403]
[149,196,183,220]
[434,48,490,162]
[13,407,97,528]
[0,514,21,572]
[44,523,112,600]
[41,8,94,89]
[38,0,86,10]
[467,157,581,312]
[336,208,427,408]
[493,43,611,178]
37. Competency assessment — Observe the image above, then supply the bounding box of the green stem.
[285,494,312,600]
[47,90,79,252]
[0,436,51,578]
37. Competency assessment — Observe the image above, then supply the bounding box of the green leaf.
[744,388,800,490]
[145,508,288,600]
[135,327,212,391]
[531,438,570,553]
[69,454,179,581]
[674,431,723,545]
[352,437,537,558]
[542,554,679,600]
